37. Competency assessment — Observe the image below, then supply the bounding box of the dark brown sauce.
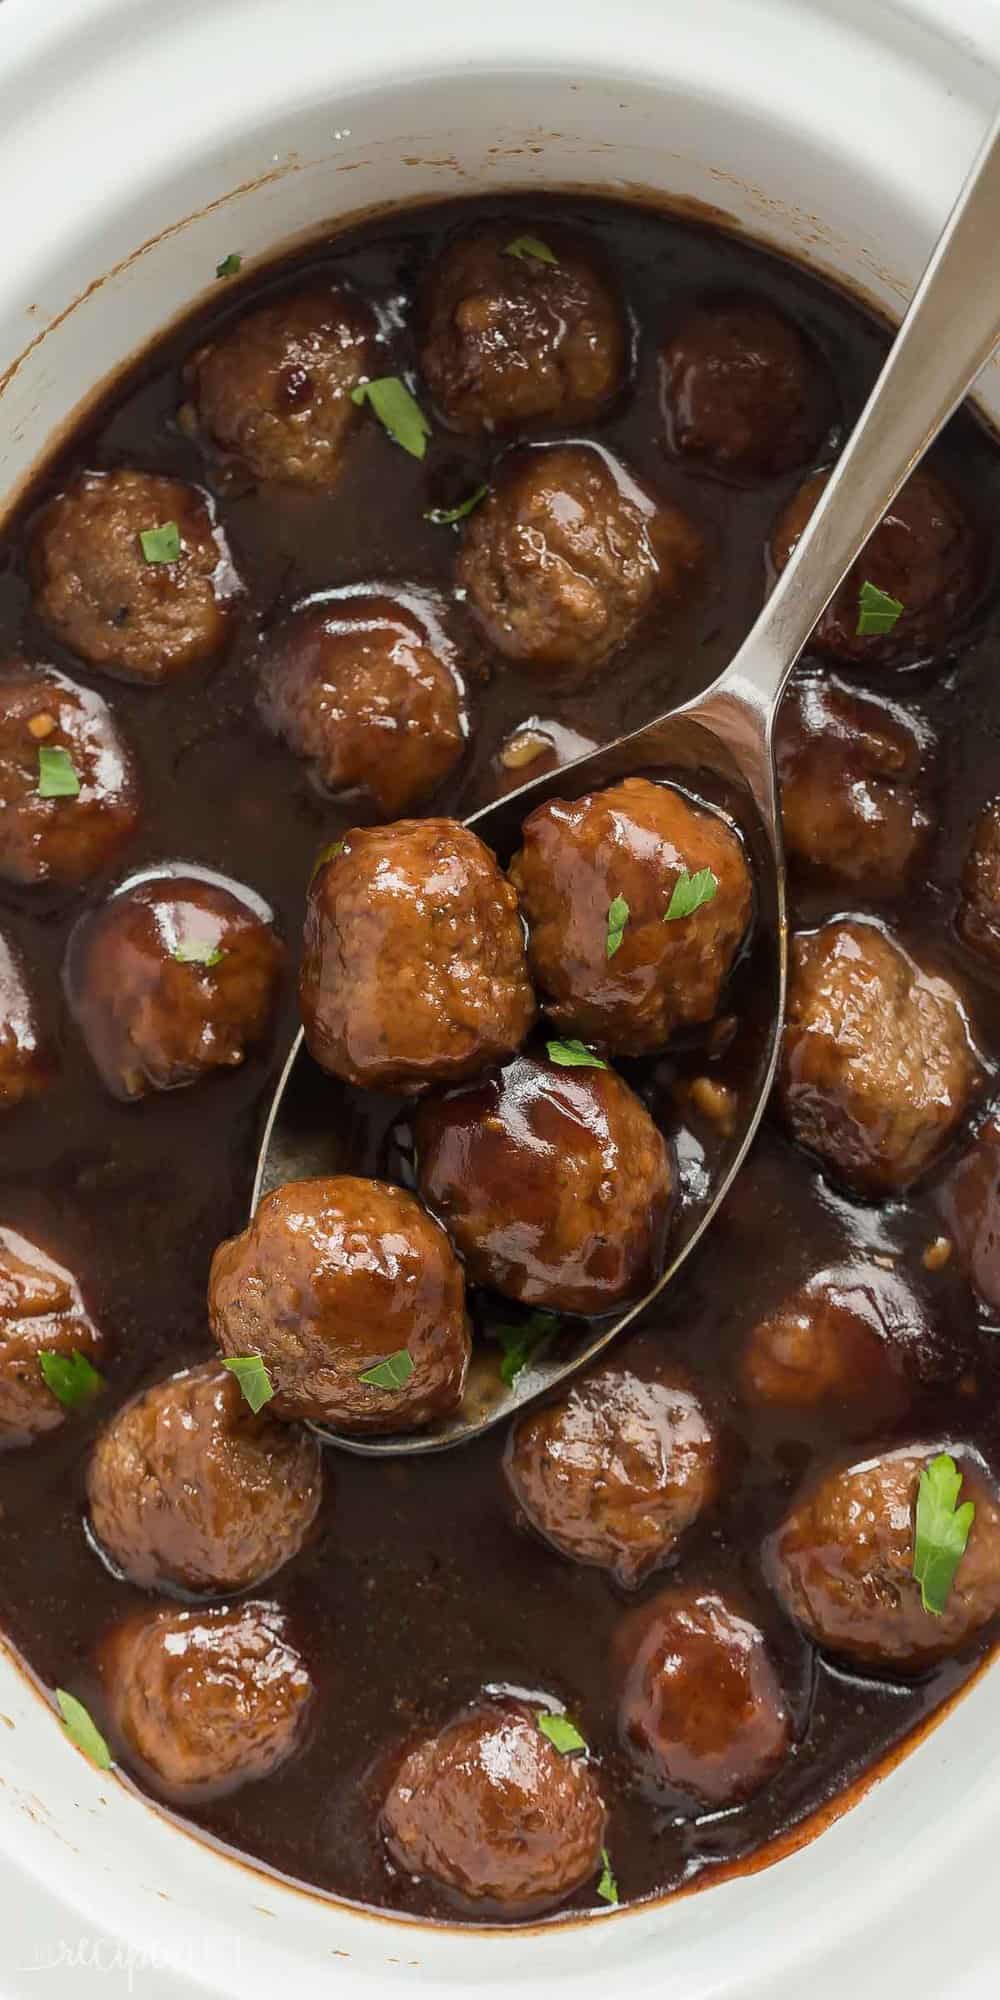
[1,192,1000,1925]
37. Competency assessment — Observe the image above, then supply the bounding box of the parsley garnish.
[222,1354,275,1413]
[37,746,80,799]
[55,1690,112,1771]
[856,579,904,637]
[39,1351,104,1411]
[606,894,629,960]
[537,1710,587,1754]
[663,867,718,923]
[171,938,226,968]
[425,485,488,526]
[216,253,242,279]
[495,1312,559,1386]
[359,1349,415,1390]
[139,521,181,564]
[913,1451,975,1616]
[505,236,558,266]
[351,378,431,460]
[597,1848,619,1905]
[546,1039,607,1070]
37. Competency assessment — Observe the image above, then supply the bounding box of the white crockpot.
[0,2,998,1994]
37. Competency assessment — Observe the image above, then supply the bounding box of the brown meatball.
[779,919,979,1195]
[0,663,139,886]
[660,296,829,477]
[380,1697,606,1912]
[257,588,467,817]
[958,799,1000,963]
[186,285,375,487]
[65,870,283,1101]
[456,443,701,684]
[770,466,978,666]
[209,1176,470,1434]
[776,674,932,889]
[300,820,535,1094]
[935,1116,1000,1314]
[767,1443,1000,1670]
[0,935,53,1109]
[417,223,627,434]
[30,470,239,683]
[740,1263,949,1424]
[86,1361,322,1593]
[510,776,752,1055]
[504,1363,718,1586]
[416,1054,673,1315]
[101,1600,313,1796]
[615,1588,791,1807]
[0,1228,106,1446]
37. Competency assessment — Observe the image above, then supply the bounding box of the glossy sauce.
[1,194,999,1923]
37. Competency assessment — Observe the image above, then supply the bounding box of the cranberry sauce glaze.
[1,193,1000,1922]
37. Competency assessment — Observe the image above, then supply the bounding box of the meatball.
[767,1442,1000,1670]
[380,1697,606,1912]
[779,919,979,1195]
[101,1600,313,1796]
[740,1263,949,1423]
[958,799,1000,963]
[0,934,53,1109]
[0,662,139,886]
[416,1053,673,1315]
[86,1361,322,1593]
[30,470,239,683]
[300,820,535,1094]
[510,776,752,1055]
[504,1362,718,1586]
[456,443,701,684]
[660,296,829,477]
[64,869,283,1101]
[257,589,467,817]
[417,223,627,434]
[770,466,978,666]
[935,1116,1000,1314]
[776,674,932,889]
[615,1588,791,1807]
[209,1176,470,1434]
[185,284,375,487]
[0,1227,106,1446]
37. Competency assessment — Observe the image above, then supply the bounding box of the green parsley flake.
[913,1451,975,1616]
[359,1349,415,1390]
[545,1039,608,1070]
[139,521,181,564]
[856,579,904,637]
[37,745,80,799]
[39,1350,105,1411]
[216,253,242,279]
[505,236,558,266]
[425,484,488,526]
[597,1847,619,1905]
[222,1354,275,1413]
[495,1312,559,1386]
[55,1690,112,1771]
[664,867,719,923]
[351,377,431,460]
[606,894,629,960]
[536,1710,587,1755]
[172,938,226,968]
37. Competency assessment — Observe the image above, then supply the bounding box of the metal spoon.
[255,109,1000,1456]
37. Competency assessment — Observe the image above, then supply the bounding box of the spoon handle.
[708,104,1000,735]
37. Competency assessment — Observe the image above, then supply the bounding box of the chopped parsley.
[351,377,431,460]
[536,1710,587,1754]
[171,938,226,968]
[664,867,718,923]
[856,579,904,637]
[505,236,558,266]
[55,1690,112,1771]
[359,1349,415,1390]
[545,1039,607,1070]
[39,1350,104,1411]
[215,253,242,279]
[596,1848,619,1905]
[913,1451,975,1616]
[139,521,181,564]
[495,1311,559,1386]
[36,745,80,799]
[425,484,488,526]
[605,894,629,960]
[222,1354,275,1413]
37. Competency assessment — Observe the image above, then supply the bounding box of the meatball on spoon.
[257,115,1000,1456]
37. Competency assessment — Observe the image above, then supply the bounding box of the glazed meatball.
[770,466,978,666]
[768,1443,1000,1670]
[416,1053,673,1315]
[779,919,979,1195]
[615,1588,791,1807]
[504,1362,718,1586]
[660,296,829,477]
[186,285,375,487]
[30,470,239,683]
[740,1263,949,1424]
[209,1176,470,1434]
[510,776,752,1055]
[257,589,467,817]
[936,1116,1000,1314]
[300,820,535,1093]
[958,799,1000,963]
[456,443,701,684]
[776,674,932,889]
[0,935,53,1109]
[380,1697,606,1912]
[0,662,139,886]
[0,1228,106,1446]
[101,1600,313,1796]
[65,870,283,1101]
[418,223,627,434]
[86,1361,322,1593]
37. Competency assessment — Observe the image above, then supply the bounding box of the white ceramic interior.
[1,0,999,1993]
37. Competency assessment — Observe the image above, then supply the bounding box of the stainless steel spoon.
[255,109,1000,1456]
